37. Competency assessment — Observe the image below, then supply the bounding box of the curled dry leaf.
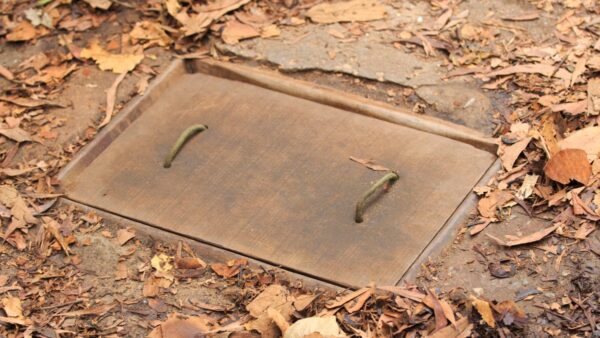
[0,65,14,81]
[210,258,247,278]
[306,0,387,24]
[499,137,531,170]
[469,296,496,328]
[492,301,527,326]
[0,127,33,143]
[544,149,591,185]
[477,190,513,219]
[487,224,559,247]
[551,100,587,115]
[116,228,136,245]
[1,297,23,318]
[147,313,215,338]
[175,256,207,269]
[130,21,172,47]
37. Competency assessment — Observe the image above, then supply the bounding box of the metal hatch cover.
[59,60,496,287]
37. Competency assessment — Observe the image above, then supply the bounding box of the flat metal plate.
[61,69,495,286]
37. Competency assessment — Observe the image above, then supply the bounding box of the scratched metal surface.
[61,72,495,287]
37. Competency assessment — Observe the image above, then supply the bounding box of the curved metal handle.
[355,172,399,223]
[163,124,208,168]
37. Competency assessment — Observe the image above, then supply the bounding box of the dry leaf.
[551,100,587,115]
[492,301,527,326]
[115,261,128,280]
[544,149,591,185]
[588,78,600,116]
[516,174,538,200]
[116,228,135,245]
[349,156,390,171]
[0,127,33,143]
[344,287,373,313]
[574,222,596,239]
[477,190,513,218]
[81,42,143,74]
[147,313,215,338]
[487,224,559,247]
[469,296,496,328]
[0,65,14,81]
[151,253,174,274]
[283,316,345,338]
[6,21,46,42]
[210,258,247,278]
[307,0,387,24]
[423,291,449,331]
[58,303,115,317]
[293,294,318,311]
[1,297,22,318]
[129,21,171,47]
[222,20,260,44]
[175,256,207,269]
[84,0,112,10]
[558,126,600,161]
[179,0,251,37]
[486,64,554,78]
[99,71,127,128]
[429,317,471,338]
[501,12,539,21]
[261,24,281,38]
[499,137,531,170]
[326,287,370,309]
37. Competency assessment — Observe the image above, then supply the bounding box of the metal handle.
[355,172,399,223]
[163,124,208,168]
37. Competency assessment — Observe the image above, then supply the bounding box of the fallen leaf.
[0,185,37,226]
[1,297,22,318]
[488,260,516,278]
[492,301,527,326]
[84,0,112,10]
[0,96,64,108]
[326,287,370,309]
[58,303,115,317]
[574,222,596,239]
[516,174,538,200]
[179,0,252,37]
[81,42,143,74]
[0,127,33,143]
[551,100,587,115]
[151,253,174,274]
[293,294,318,311]
[246,285,290,318]
[116,228,136,245]
[24,64,77,85]
[477,190,513,218]
[469,296,496,328]
[558,127,600,161]
[307,0,387,24]
[115,261,128,280]
[499,137,531,170]
[261,24,281,38]
[501,12,539,21]
[423,291,448,331]
[349,156,390,171]
[6,21,47,41]
[245,285,295,336]
[588,78,600,116]
[148,313,217,338]
[44,217,71,256]
[344,287,373,313]
[283,316,345,338]
[210,258,247,278]
[267,307,290,333]
[570,56,587,87]
[222,20,260,44]
[544,149,591,185]
[429,317,471,338]
[99,71,127,128]
[0,65,14,81]
[129,21,171,47]
[486,63,554,78]
[487,224,559,247]
[175,256,207,269]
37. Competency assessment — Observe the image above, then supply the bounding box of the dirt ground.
[1,0,600,337]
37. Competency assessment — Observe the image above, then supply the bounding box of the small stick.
[355,172,399,223]
[163,124,208,168]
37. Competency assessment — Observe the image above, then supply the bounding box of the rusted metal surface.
[59,61,496,287]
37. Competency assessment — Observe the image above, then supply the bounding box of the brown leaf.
[1,297,22,318]
[326,287,370,309]
[477,190,513,219]
[423,291,448,331]
[558,127,600,161]
[377,286,426,302]
[0,96,64,108]
[293,294,319,311]
[544,149,591,185]
[246,285,290,318]
[429,317,471,338]
[0,127,33,143]
[80,42,143,74]
[0,185,37,226]
[307,0,386,24]
[492,301,527,326]
[99,72,128,128]
[0,65,14,81]
[24,64,77,85]
[344,287,373,313]
[499,137,531,170]
[130,21,171,47]
[84,0,112,10]
[147,313,215,338]
[179,0,252,37]
[175,256,207,269]
[501,12,539,21]
[115,261,128,280]
[58,303,115,317]
[486,64,555,78]
[44,217,71,256]
[210,258,247,278]
[469,296,496,328]
[487,224,559,247]
[222,20,260,45]
[349,156,390,171]
[551,100,587,115]
[6,21,47,41]
[588,78,600,116]
[116,228,136,245]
